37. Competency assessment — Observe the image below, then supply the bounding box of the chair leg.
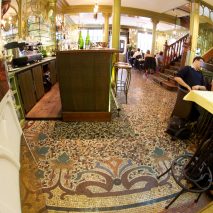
[157,167,171,179]
[165,189,185,209]
[125,93,127,104]
[195,193,202,203]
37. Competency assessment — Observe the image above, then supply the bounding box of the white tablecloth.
[183,90,213,114]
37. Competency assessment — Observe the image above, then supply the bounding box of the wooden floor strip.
[26,83,62,119]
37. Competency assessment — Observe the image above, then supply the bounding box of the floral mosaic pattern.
[23,71,206,212]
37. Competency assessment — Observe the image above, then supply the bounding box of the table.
[184,91,213,141]
[183,90,213,114]
[158,90,213,209]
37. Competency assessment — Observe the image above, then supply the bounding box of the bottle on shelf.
[85,30,90,49]
[78,31,84,50]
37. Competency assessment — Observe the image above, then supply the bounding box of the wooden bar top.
[57,48,119,54]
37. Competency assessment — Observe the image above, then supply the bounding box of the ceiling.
[65,0,191,31]
[3,0,213,31]
[68,13,185,32]
[66,0,189,13]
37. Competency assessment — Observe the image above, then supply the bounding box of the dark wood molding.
[62,112,111,122]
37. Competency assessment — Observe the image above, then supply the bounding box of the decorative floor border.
[46,192,178,212]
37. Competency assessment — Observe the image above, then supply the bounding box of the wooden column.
[151,19,159,55]
[103,13,110,44]
[112,0,121,50]
[189,0,200,64]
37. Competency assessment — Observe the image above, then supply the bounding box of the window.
[137,32,152,53]
[81,29,103,42]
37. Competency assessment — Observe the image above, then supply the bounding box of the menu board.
[0,59,9,101]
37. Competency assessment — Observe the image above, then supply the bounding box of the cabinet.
[8,74,25,127]
[32,65,45,100]
[17,70,37,113]
[11,59,56,115]
[49,60,57,85]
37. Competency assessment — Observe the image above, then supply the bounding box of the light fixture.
[56,14,63,27]
[93,0,99,19]
[172,13,177,36]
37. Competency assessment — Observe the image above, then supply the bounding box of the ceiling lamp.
[93,0,99,19]
[172,15,177,36]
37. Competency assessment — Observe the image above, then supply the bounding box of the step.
[161,81,178,91]
[152,75,165,85]
[175,61,181,66]
[159,72,177,85]
[164,69,178,76]
[170,65,180,71]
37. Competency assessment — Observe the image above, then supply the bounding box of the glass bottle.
[78,31,84,49]
[85,30,90,49]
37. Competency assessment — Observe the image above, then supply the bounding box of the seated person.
[128,50,135,66]
[174,56,206,92]
[129,48,142,67]
[134,54,142,70]
[144,50,152,58]
[133,48,142,58]
[171,56,206,120]
[141,50,145,59]
[144,50,156,74]
[156,51,164,71]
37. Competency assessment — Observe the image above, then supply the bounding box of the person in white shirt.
[133,48,142,58]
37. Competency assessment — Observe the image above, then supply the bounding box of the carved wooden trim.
[1,0,11,18]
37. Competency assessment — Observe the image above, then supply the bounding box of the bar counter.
[8,57,56,74]
[57,49,118,121]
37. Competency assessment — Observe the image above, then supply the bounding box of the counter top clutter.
[8,57,56,74]
[57,49,118,121]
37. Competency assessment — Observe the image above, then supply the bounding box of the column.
[17,0,22,38]
[0,0,2,55]
[112,0,121,49]
[48,0,57,49]
[103,13,110,44]
[151,19,159,55]
[189,0,200,64]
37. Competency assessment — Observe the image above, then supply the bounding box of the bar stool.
[114,62,132,104]
[157,136,213,209]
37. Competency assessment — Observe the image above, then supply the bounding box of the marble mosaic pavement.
[23,71,210,212]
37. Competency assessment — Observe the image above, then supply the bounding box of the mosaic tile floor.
[23,70,211,212]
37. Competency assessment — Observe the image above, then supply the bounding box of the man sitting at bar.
[171,56,206,120]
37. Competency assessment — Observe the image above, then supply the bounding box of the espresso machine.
[4,41,42,68]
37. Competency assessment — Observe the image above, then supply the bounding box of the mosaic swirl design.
[23,71,206,212]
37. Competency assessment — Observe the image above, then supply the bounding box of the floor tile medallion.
[23,71,207,212]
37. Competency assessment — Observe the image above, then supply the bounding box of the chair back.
[144,57,156,70]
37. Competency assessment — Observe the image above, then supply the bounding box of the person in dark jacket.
[174,56,206,92]
[171,56,206,120]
